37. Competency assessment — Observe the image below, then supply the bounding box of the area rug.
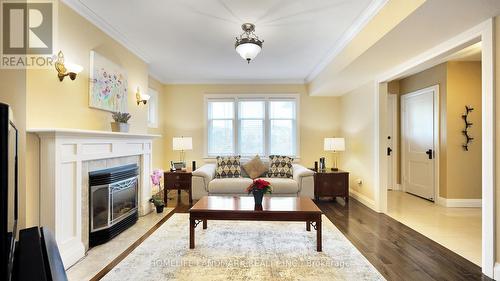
[102,214,385,281]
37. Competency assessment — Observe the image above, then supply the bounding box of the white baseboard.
[494,262,500,280]
[349,189,376,211]
[437,197,482,208]
[388,184,402,191]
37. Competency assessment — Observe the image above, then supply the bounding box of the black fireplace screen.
[89,164,139,246]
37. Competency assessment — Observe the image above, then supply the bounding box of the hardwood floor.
[92,192,490,281]
[317,199,490,281]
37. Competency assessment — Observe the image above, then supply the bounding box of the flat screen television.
[0,103,18,281]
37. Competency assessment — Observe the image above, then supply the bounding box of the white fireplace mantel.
[28,128,160,268]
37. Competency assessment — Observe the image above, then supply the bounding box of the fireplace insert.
[89,164,138,247]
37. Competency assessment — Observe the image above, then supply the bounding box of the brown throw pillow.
[242,155,268,179]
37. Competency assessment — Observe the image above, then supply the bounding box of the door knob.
[425,149,433,159]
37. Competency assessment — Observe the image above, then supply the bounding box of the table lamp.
[324,137,345,171]
[172,136,192,164]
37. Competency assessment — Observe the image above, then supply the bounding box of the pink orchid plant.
[151,169,163,187]
[150,169,164,207]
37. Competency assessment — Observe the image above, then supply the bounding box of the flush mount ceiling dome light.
[235,23,263,63]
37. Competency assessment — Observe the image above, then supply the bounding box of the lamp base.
[331,167,339,171]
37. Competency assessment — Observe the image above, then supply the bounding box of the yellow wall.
[397,62,482,199]
[0,70,27,228]
[162,84,340,168]
[27,3,149,134]
[446,61,482,199]
[339,82,376,202]
[26,2,166,167]
[23,3,165,226]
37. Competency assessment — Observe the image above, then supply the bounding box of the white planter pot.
[111,122,129,133]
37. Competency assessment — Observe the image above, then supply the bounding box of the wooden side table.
[313,169,349,202]
[164,170,192,206]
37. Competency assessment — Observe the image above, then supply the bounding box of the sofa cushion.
[208,178,254,194]
[268,155,293,178]
[241,155,268,179]
[215,156,241,178]
[260,177,298,194]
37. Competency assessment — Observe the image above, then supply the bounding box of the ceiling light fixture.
[235,23,263,63]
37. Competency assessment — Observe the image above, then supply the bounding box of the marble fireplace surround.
[28,128,160,269]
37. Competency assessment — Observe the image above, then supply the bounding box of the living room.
[1,0,500,280]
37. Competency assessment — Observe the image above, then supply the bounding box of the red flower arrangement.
[246,179,273,195]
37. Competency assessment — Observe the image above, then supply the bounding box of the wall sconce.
[55,51,83,82]
[136,87,150,105]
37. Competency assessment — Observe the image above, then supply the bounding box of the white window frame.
[204,93,300,160]
[147,88,159,128]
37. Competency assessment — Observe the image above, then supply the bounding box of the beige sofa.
[191,162,315,200]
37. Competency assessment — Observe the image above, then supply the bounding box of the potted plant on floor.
[150,194,165,213]
[111,112,131,133]
[246,179,272,206]
[150,169,165,213]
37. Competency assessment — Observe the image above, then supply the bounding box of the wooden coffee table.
[189,196,323,251]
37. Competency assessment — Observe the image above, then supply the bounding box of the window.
[269,100,296,156]
[206,96,298,157]
[239,101,265,156]
[207,101,234,156]
[147,88,158,128]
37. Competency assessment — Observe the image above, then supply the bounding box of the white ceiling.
[65,0,380,83]
[446,42,482,62]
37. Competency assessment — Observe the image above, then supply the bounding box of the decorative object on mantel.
[461,105,474,151]
[135,86,150,105]
[55,51,83,81]
[172,136,192,166]
[111,112,131,133]
[324,137,345,171]
[246,179,272,206]
[235,23,264,63]
[89,50,128,112]
[149,169,165,213]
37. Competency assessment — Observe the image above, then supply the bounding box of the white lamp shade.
[235,43,262,61]
[172,137,192,151]
[324,138,345,152]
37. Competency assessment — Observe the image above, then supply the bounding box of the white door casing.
[387,94,397,190]
[401,86,438,201]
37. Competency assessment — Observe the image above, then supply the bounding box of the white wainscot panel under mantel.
[27,128,161,269]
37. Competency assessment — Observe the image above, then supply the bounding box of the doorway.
[382,42,484,267]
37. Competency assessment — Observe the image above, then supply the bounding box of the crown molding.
[147,70,165,84]
[160,78,306,85]
[305,0,388,82]
[61,0,151,63]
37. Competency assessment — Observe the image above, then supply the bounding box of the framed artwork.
[89,51,128,112]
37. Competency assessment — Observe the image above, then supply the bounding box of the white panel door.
[402,87,436,201]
